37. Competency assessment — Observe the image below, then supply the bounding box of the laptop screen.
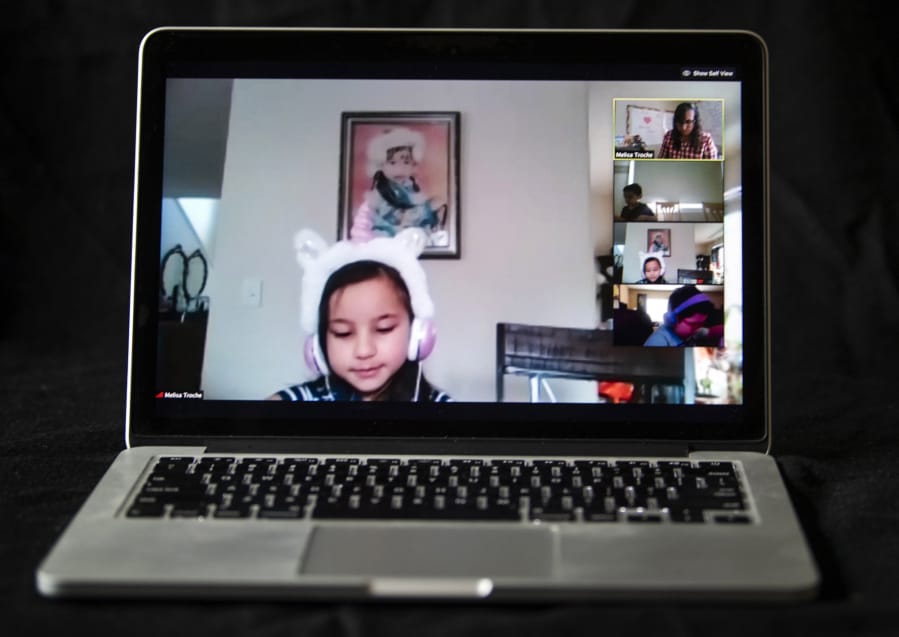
[131,30,767,444]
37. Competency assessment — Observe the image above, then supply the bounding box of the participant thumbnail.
[613,160,724,222]
[613,99,723,160]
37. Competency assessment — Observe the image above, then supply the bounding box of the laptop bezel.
[127,28,769,453]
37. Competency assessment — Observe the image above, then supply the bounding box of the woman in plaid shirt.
[658,102,718,159]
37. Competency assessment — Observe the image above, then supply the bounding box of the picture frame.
[625,104,674,148]
[338,111,461,258]
[647,228,671,257]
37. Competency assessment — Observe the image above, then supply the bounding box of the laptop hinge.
[200,438,693,458]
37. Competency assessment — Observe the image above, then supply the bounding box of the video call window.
[156,78,743,406]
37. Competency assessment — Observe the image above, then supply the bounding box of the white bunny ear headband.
[294,227,434,337]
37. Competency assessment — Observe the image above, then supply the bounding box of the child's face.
[624,191,641,208]
[382,148,416,182]
[674,312,708,339]
[325,275,412,399]
[643,259,662,282]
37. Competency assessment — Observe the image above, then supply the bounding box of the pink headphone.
[663,291,712,327]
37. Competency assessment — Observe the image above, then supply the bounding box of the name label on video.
[615,151,655,159]
[156,391,204,399]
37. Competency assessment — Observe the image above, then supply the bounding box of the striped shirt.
[276,376,452,402]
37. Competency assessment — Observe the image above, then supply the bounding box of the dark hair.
[671,102,704,153]
[623,183,642,197]
[643,256,661,272]
[668,285,714,319]
[386,145,413,161]
[318,260,435,401]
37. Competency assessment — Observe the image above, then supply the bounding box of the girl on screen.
[269,226,449,402]
[636,253,668,284]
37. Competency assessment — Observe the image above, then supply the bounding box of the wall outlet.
[240,278,263,307]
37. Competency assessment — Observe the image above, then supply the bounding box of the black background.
[3,2,898,635]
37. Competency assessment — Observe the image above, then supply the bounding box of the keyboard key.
[257,506,304,519]
[668,507,705,523]
[713,513,752,524]
[583,512,618,522]
[126,499,166,517]
[627,513,662,523]
[170,503,208,518]
[214,504,253,519]
[530,510,575,522]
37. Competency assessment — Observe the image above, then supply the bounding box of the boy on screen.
[644,285,716,347]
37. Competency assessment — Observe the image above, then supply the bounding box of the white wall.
[160,199,203,262]
[201,79,597,402]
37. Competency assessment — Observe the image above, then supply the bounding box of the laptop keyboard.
[125,456,750,524]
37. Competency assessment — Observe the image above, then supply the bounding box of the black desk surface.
[3,2,898,635]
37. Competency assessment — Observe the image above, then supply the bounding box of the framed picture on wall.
[647,228,671,256]
[338,112,461,258]
[625,104,673,148]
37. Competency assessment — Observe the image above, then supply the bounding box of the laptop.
[36,27,819,601]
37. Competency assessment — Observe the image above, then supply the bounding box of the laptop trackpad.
[301,525,555,579]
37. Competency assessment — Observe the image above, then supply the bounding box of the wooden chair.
[495,322,684,403]
[702,201,724,221]
[677,269,715,285]
[655,201,680,221]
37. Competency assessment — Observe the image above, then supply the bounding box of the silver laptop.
[36,27,818,601]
